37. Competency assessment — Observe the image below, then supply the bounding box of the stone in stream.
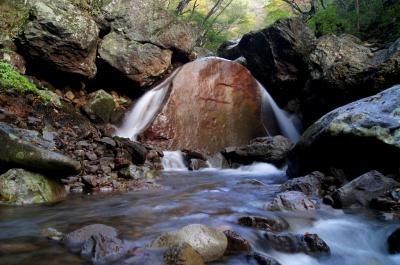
[238,215,289,232]
[62,224,118,250]
[0,169,67,205]
[279,171,324,196]
[0,122,81,176]
[331,171,399,209]
[83,90,116,124]
[263,232,330,256]
[388,228,400,254]
[81,233,127,264]
[223,230,251,254]
[287,85,400,180]
[264,191,317,212]
[150,224,227,262]
[164,242,204,265]
[222,136,293,166]
[247,252,282,265]
[17,0,99,78]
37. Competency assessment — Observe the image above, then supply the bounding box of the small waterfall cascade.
[162,151,188,171]
[258,82,301,142]
[115,69,180,140]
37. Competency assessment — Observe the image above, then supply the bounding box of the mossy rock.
[82,89,116,123]
[0,168,67,205]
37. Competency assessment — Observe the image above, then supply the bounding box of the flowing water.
[0,168,399,265]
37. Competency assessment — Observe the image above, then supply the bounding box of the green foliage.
[264,0,294,26]
[0,0,31,40]
[308,4,351,36]
[0,62,57,103]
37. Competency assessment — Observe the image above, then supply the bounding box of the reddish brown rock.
[141,58,266,155]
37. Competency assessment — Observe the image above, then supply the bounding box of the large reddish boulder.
[141,58,266,155]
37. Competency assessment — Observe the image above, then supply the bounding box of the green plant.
[0,0,31,39]
[0,61,58,104]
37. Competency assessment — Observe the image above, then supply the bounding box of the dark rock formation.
[280,171,324,196]
[238,215,289,232]
[388,228,400,254]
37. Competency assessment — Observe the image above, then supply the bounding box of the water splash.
[162,151,188,171]
[258,82,301,142]
[115,69,181,140]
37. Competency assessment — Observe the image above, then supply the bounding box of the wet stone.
[223,230,251,254]
[238,215,289,232]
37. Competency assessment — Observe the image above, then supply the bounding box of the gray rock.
[98,32,172,87]
[238,215,289,232]
[222,136,293,166]
[0,168,67,205]
[18,0,99,78]
[332,171,399,209]
[62,224,118,250]
[81,234,126,264]
[288,85,400,179]
[83,90,116,124]
[263,232,330,256]
[247,252,282,265]
[0,122,81,176]
[280,171,324,196]
[150,224,227,262]
[265,191,317,212]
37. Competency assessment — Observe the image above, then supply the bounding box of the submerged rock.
[265,191,317,212]
[81,234,126,264]
[18,0,99,78]
[83,90,116,124]
[0,122,81,176]
[222,136,293,166]
[331,171,399,209]
[150,224,227,262]
[238,215,289,232]
[288,85,400,179]
[239,18,316,107]
[141,58,266,155]
[0,168,67,205]
[98,32,172,87]
[263,232,330,256]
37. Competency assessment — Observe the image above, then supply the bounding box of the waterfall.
[162,151,188,171]
[115,69,181,140]
[258,82,301,142]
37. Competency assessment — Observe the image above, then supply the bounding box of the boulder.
[370,187,400,212]
[217,40,241,60]
[288,85,400,179]
[18,0,99,78]
[239,18,316,107]
[102,0,198,55]
[223,230,251,254]
[150,224,227,262]
[141,58,266,155]
[265,191,317,212]
[388,228,400,254]
[62,224,118,250]
[222,136,293,166]
[280,171,324,196]
[0,122,81,176]
[263,232,330,256]
[331,171,399,209]
[114,137,148,165]
[98,32,172,87]
[237,215,289,232]
[83,90,116,123]
[0,168,67,205]
[164,243,204,265]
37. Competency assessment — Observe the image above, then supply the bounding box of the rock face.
[239,18,316,106]
[263,232,330,256]
[150,224,227,262]
[83,90,116,123]
[331,171,399,209]
[98,32,172,87]
[0,122,81,176]
[222,136,293,166]
[265,191,317,212]
[288,85,400,179]
[18,0,99,78]
[0,168,67,205]
[141,58,266,155]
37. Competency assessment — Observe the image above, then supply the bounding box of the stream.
[1,166,399,265]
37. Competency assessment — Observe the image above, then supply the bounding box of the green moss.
[0,0,31,40]
[0,61,60,105]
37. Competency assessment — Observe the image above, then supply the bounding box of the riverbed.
[0,166,399,265]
